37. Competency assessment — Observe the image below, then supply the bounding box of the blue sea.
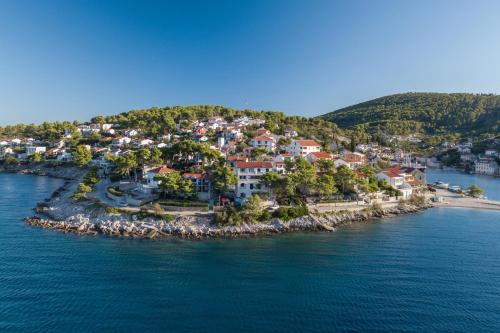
[0,171,499,333]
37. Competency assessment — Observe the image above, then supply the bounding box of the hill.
[319,93,500,137]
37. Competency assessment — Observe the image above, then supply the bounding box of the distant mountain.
[319,93,500,136]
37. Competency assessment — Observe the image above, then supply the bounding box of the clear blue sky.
[1,0,500,125]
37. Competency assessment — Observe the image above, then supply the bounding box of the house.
[255,128,271,136]
[250,135,276,152]
[10,139,21,146]
[112,137,132,147]
[376,168,413,199]
[56,150,73,162]
[26,146,46,156]
[125,129,139,137]
[475,158,498,176]
[306,151,333,164]
[460,153,476,162]
[145,166,176,189]
[183,173,210,200]
[135,138,154,147]
[284,129,298,138]
[485,149,498,157]
[235,161,273,200]
[274,153,294,174]
[227,155,247,169]
[334,152,367,169]
[286,140,321,157]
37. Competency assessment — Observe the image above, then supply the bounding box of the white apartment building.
[250,135,276,152]
[235,161,273,199]
[286,140,321,157]
[26,146,46,155]
[475,158,498,176]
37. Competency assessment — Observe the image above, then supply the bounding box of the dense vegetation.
[94,105,340,143]
[319,93,500,137]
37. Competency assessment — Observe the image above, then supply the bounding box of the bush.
[214,204,243,226]
[273,205,309,221]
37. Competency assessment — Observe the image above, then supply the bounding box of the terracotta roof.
[255,129,270,134]
[227,155,246,161]
[309,152,332,159]
[295,140,320,147]
[150,166,175,174]
[383,170,402,178]
[236,161,273,168]
[183,172,205,179]
[253,135,275,141]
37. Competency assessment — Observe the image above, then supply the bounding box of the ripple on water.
[0,173,500,332]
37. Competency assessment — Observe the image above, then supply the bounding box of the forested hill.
[319,93,500,136]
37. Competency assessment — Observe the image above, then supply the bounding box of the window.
[250,184,254,189]
[240,183,245,188]
[239,176,246,179]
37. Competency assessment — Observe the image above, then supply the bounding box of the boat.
[434,181,449,189]
[449,185,462,193]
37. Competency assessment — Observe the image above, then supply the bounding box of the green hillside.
[319,93,500,136]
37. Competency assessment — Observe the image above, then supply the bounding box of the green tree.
[334,165,357,194]
[241,195,264,223]
[467,184,484,198]
[73,145,92,167]
[31,152,42,163]
[209,164,237,197]
[317,174,337,198]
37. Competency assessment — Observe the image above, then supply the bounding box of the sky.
[1,0,500,125]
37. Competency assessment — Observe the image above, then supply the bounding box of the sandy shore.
[432,189,500,211]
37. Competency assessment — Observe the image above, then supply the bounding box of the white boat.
[435,181,449,189]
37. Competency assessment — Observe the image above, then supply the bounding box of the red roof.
[236,161,273,168]
[383,170,402,178]
[227,155,246,161]
[183,172,205,179]
[309,152,332,159]
[253,135,275,141]
[296,140,320,147]
[150,166,175,174]
[255,129,270,134]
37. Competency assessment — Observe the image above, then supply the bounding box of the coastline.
[4,163,497,240]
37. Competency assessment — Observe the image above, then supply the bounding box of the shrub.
[273,205,309,221]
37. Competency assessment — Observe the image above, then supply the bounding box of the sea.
[0,170,499,332]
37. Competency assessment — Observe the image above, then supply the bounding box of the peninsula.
[0,101,498,239]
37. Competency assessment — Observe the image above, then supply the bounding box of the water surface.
[0,173,499,332]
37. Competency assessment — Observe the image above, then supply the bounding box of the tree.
[114,154,137,180]
[155,171,182,197]
[73,145,92,167]
[209,164,236,197]
[149,148,163,166]
[467,184,484,198]
[4,155,18,166]
[334,165,357,194]
[78,183,92,193]
[31,152,42,163]
[241,195,264,223]
[317,174,337,199]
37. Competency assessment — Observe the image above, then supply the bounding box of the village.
[0,114,497,223]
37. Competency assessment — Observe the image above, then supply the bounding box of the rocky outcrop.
[25,203,430,240]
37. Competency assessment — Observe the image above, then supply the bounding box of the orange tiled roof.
[236,161,273,168]
[295,139,320,147]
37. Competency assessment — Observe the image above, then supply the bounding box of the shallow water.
[0,173,499,332]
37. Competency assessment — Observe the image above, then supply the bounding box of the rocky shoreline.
[25,204,431,239]
[3,163,431,239]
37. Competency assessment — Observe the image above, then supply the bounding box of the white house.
[475,158,498,176]
[235,161,273,200]
[145,166,176,189]
[26,146,46,156]
[286,140,321,157]
[250,135,276,152]
[376,168,413,199]
[112,137,132,147]
[485,149,498,157]
[306,152,333,164]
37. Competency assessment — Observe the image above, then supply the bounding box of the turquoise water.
[1,173,500,332]
[427,168,500,200]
